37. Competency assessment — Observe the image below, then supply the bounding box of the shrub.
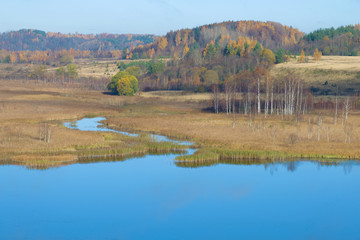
[107,71,138,95]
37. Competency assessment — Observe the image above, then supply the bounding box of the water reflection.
[64,117,360,174]
[175,158,360,174]
[2,117,358,174]
[63,117,193,145]
[1,118,360,239]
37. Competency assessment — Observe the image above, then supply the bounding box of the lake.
[1,118,360,239]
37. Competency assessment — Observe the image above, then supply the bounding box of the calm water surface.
[1,118,360,239]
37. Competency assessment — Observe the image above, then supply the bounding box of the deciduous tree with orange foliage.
[299,49,306,63]
[313,48,322,62]
[158,37,168,50]
[183,44,189,57]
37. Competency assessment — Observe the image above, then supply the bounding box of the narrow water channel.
[1,117,359,239]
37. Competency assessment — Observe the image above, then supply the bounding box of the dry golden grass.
[105,92,360,160]
[272,56,360,87]
[0,80,189,168]
[0,80,126,166]
[49,58,152,79]
[1,79,360,169]
[0,58,132,79]
[275,56,360,72]
[141,91,212,102]
[71,58,118,78]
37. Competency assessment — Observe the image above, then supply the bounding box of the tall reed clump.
[175,147,355,163]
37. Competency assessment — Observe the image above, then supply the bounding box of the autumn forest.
[1,21,360,115]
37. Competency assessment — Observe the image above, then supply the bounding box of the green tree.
[66,64,78,79]
[107,71,129,94]
[204,43,217,61]
[4,55,10,63]
[108,71,138,95]
[146,60,165,75]
[107,71,130,94]
[224,42,236,56]
[275,48,285,63]
[129,75,139,93]
[56,66,66,80]
[253,42,262,55]
[125,66,142,78]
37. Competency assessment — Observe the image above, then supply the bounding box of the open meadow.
[272,56,360,95]
[1,56,360,169]
[1,73,360,169]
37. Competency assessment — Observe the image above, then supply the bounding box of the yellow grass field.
[1,79,360,169]
[1,56,360,168]
[274,56,360,72]
[0,58,145,80]
[272,56,360,95]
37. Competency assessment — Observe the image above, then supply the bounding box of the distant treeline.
[1,22,359,65]
[0,48,126,64]
[128,21,359,61]
[129,20,304,60]
[300,25,360,56]
[0,29,156,52]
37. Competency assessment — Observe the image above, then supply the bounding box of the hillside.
[1,21,360,96]
[130,20,304,59]
[0,29,157,52]
[299,24,360,56]
[272,55,360,95]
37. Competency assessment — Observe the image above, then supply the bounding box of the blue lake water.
[1,118,360,239]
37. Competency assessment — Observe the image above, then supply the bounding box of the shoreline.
[0,82,359,169]
[1,116,359,170]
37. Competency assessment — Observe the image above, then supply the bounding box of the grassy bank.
[1,130,188,169]
[271,56,360,95]
[175,147,355,164]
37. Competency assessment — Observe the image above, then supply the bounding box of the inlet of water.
[1,117,359,239]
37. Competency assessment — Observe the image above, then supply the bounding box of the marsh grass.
[1,78,360,169]
[0,134,189,169]
[175,155,352,168]
[175,147,353,164]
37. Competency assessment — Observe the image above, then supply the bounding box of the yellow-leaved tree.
[108,71,138,96]
[299,49,305,63]
[183,44,189,57]
[262,49,275,65]
[158,37,168,50]
[313,48,322,62]
[117,75,138,96]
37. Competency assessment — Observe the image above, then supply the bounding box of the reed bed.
[1,78,360,169]
[0,135,189,169]
[176,147,357,164]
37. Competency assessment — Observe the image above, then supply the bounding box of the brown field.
[0,79,153,168]
[2,56,359,95]
[1,56,360,168]
[105,97,360,160]
[71,58,156,78]
[274,56,360,72]
[272,56,360,95]
[0,58,147,80]
[1,79,360,169]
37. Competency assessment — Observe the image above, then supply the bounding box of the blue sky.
[1,0,359,35]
